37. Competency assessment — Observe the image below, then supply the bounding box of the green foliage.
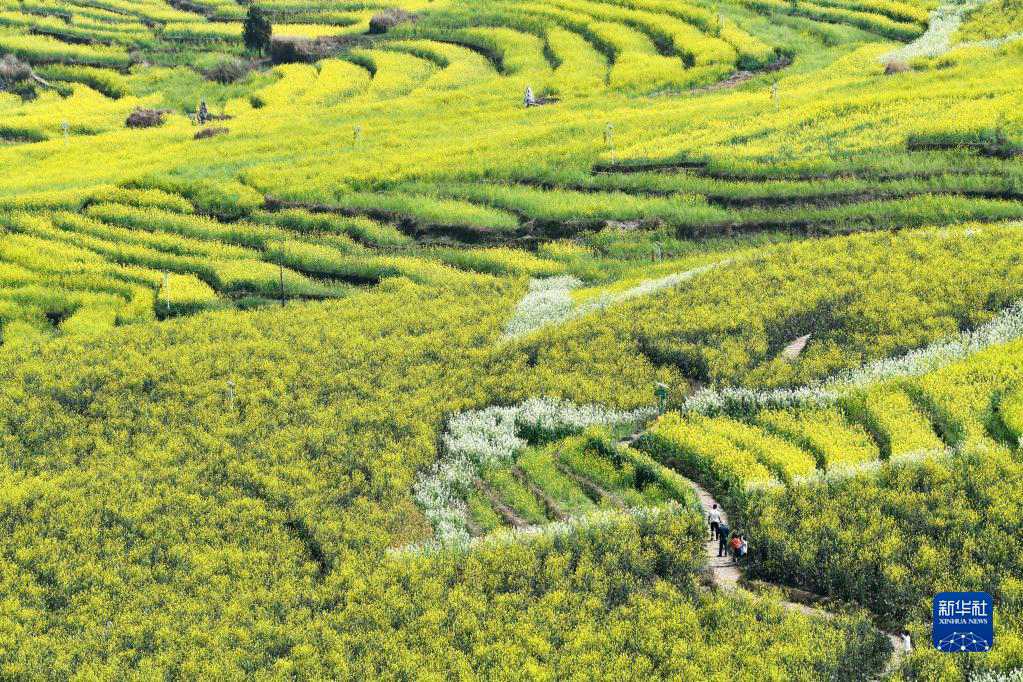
[344,510,888,680]
[627,227,1023,390]
[484,468,549,523]
[0,0,1021,675]
[746,447,1023,677]
[1000,388,1023,446]
[640,413,776,513]
[517,446,598,514]
[957,0,1023,42]
[756,406,879,470]
[243,7,273,56]
[34,64,128,98]
[651,338,1023,677]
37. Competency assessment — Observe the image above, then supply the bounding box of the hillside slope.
[0,0,1021,678]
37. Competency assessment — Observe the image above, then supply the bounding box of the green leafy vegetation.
[0,0,1021,677]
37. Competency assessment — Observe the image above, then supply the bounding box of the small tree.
[243,6,272,56]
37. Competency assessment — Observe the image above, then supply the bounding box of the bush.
[0,54,34,99]
[125,108,169,129]
[884,60,910,75]
[269,36,357,64]
[270,37,319,64]
[0,53,31,84]
[194,127,229,140]
[369,8,419,34]
[202,58,252,84]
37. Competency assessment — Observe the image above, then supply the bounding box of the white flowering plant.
[414,397,656,545]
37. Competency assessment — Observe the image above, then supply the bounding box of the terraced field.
[1,0,1022,678]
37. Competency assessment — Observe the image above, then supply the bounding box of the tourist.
[729,533,743,563]
[708,504,722,540]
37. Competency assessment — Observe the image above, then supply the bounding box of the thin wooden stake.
[279,256,285,306]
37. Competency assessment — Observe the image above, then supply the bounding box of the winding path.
[621,433,909,678]
[691,480,742,589]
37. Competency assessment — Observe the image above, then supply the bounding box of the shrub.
[269,36,357,64]
[884,60,910,75]
[194,127,229,140]
[125,108,169,129]
[0,54,32,84]
[202,58,252,84]
[369,9,419,35]
[0,53,34,99]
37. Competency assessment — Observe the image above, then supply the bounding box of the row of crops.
[0,262,902,677]
[3,150,1023,347]
[503,225,1023,406]
[2,0,1023,677]
[6,165,1021,363]
[958,0,1023,42]
[630,334,1023,676]
[0,0,389,50]
[376,236,1023,678]
[0,248,929,676]
[1,0,1019,185]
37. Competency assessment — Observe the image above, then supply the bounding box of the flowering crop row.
[506,226,1023,427]
[0,0,1020,675]
[377,505,887,679]
[745,442,1023,679]
[415,397,653,544]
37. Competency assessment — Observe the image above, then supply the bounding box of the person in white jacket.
[707,504,722,540]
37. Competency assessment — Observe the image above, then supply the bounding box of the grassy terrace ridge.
[0,0,1022,678]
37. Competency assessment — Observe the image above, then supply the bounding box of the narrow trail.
[651,55,793,98]
[413,418,909,676]
[689,479,742,590]
[617,433,909,678]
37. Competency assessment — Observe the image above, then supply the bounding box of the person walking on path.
[717,521,731,557]
[708,504,722,540]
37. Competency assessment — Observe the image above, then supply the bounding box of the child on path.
[729,534,743,563]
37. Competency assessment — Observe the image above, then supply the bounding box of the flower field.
[0,0,1022,677]
[957,0,1023,42]
[634,335,1023,678]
